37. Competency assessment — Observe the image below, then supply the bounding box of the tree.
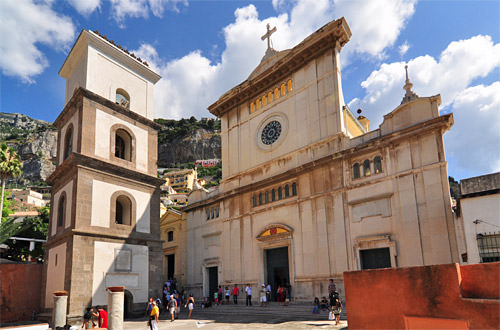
[0,143,22,218]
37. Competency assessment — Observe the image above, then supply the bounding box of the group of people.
[146,292,196,329]
[81,306,107,329]
[311,279,343,325]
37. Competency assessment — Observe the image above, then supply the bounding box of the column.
[52,291,68,328]
[107,286,125,330]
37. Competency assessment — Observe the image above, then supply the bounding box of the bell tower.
[42,29,163,321]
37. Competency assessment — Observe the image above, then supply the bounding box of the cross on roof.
[261,23,277,50]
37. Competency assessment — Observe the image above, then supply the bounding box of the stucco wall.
[0,263,43,323]
[44,243,67,308]
[344,263,500,329]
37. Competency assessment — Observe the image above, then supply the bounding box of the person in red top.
[98,306,108,329]
[232,284,239,304]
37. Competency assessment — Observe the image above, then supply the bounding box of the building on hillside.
[195,159,220,167]
[8,189,47,207]
[184,18,458,302]
[162,168,198,191]
[454,172,500,264]
[160,208,187,286]
[41,29,163,321]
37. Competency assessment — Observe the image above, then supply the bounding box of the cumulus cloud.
[398,41,410,56]
[0,0,76,83]
[444,82,500,176]
[142,0,417,119]
[110,0,187,26]
[357,35,500,126]
[67,0,101,16]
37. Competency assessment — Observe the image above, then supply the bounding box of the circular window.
[261,120,282,145]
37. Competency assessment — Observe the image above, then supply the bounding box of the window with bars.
[477,232,500,263]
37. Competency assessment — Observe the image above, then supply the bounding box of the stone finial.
[401,65,419,104]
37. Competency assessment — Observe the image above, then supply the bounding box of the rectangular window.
[167,231,174,242]
[477,232,500,263]
[360,248,391,270]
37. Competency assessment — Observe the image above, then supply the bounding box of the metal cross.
[261,23,277,49]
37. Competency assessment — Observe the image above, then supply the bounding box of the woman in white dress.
[184,294,196,319]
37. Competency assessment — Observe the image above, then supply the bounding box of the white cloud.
[141,0,417,119]
[67,0,101,16]
[0,0,76,83]
[444,82,500,176]
[110,0,187,26]
[398,41,410,56]
[357,35,500,127]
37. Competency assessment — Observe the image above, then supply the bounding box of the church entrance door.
[265,247,289,301]
[207,266,218,302]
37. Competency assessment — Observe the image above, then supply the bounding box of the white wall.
[90,179,151,233]
[94,108,149,172]
[51,180,73,235]
[44,243,67,308]
[461,194,500,264]
[92,241,149,305]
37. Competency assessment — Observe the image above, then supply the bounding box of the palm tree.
[0,143,23,218]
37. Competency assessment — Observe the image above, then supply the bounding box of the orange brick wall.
[0,263,43,324]
[343,263,500,330]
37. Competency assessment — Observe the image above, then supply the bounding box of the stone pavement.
[124,302,347,329]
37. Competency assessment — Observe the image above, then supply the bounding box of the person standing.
[259,284,267,307]
[330,293,343,325]
[146,298,154,330]
[266,284,272,302]
[245,284,252,306]
[150,301,160,330]
[232,284,239,304]
[184,294,196,319]
[175,293,182,319]
[277,285,284,305]
[225,287,230,304]
[218,286,223,305]
[97,306,108,329]
[167,295,177,322]
[328,279,336,295]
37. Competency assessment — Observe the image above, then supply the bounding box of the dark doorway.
[208,266,218,302]
[265,247,289,301]
[360,247,391,269]
[166,254,175,280]
[124,290,133,319]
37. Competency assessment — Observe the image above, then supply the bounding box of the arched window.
[353,163,360,179]
[167,231,174,242]
[268,91,273,103]
[271,189,276,202]
[284,184,290,198]
[57,194,66,227]
[259,192,263,205]
[63,125,73,160]
[274,87,280,99]
[115,195,132,225]
[252,195,257,207]
[250,102,255,114]
[292,182,297,196]
[116,88,130,109]
[265,191,269,203]
[363,159,371,177]
[374,156,383,174]
[278,187,282,200]
[281,83,286,96]
[206,209,210,220]
[262,95,267,106]
[256,99,261,110]
[115,129,132,161]
[287,79,293,92]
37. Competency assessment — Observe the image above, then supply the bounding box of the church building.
[184,17,459,300]
[41,29,163,320]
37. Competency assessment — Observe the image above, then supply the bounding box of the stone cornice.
[47,152,163,187]
[53,86,161,130]
[184,113,453,211]
[208,17,351,117]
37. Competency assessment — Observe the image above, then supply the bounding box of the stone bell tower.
[41,29,163,321]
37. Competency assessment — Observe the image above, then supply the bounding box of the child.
[213,291,218,306]
[312,297,320,314]
[225,287,230,304]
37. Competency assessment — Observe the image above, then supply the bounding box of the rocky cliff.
[0,113,57,185]
[1,112,221,185]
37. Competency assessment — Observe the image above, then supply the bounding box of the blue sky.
[0,0,499,181]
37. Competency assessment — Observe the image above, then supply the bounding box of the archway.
[123,290,133,319]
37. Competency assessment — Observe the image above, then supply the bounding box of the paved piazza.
[124,303,347,329]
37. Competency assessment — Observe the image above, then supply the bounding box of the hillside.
[0,112,221,186]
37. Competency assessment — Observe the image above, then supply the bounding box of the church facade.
[41,30,163,320]
[184,18,459,300]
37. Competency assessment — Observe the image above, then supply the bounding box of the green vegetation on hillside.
[155,116,220,144]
